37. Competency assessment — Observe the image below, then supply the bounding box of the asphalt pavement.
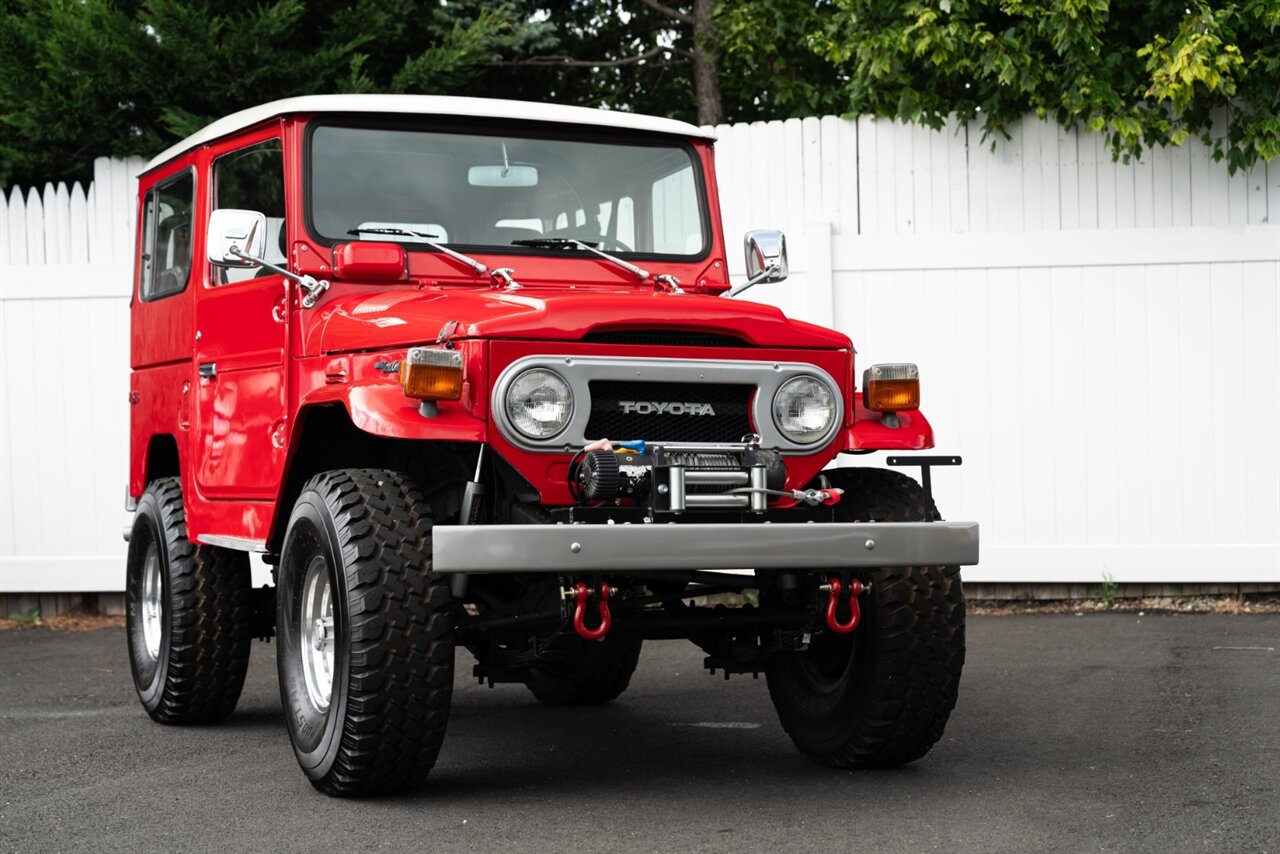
[1,612,1277,853]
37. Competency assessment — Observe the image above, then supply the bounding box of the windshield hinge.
[489,267,522,291]
[653,274,683,294]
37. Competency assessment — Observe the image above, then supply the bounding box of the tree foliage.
[720,0,1280,173]
[0,0,550,186]
[4,0,1276,187]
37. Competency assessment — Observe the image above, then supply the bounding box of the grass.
[6,607,41,626]
[1096,572,1120,608]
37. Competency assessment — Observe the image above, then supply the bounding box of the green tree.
[780,0,1278,173]
[471,0,725,125]
[0,0,548,187]
[714,0,850,121]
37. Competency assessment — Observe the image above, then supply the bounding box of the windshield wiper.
[512,237,649,282]
[511,237,600,249]
[349,226,487,276]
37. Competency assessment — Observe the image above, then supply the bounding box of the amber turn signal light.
[400,348,463,401]
[863,363,920,412]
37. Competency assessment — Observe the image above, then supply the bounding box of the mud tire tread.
[767,467,965,768]
[296,469,453,797]
[136,477,252,724]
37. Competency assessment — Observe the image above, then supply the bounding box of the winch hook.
[821,577,865,634]
[571,581,613,640]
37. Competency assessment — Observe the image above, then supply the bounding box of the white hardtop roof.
[143,94,715,172]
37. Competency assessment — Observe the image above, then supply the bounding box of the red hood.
[314,285,851,352]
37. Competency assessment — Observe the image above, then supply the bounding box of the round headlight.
[772,376,837,444]
[506,369,573,439]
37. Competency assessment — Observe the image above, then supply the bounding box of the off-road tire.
[527,636,643,705]
[765,467,965,767]
[125,477,252,723]
[277,469,453,797]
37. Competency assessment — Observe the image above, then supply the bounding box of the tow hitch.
[820,576,868,634]
[563,580,614,640]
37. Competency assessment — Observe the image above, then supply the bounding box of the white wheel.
[299,555,335,713]
[140,545,164,661]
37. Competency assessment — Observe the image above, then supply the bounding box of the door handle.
[198,362,217,380]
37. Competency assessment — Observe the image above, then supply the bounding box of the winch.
[569,439,841,513]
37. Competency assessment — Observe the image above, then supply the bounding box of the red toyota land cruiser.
[124,95,979,796]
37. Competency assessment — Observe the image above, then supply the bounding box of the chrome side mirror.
[207,208,268,267]
[205,208,330,308]
[726,229,788,298]
[745,230,788,282]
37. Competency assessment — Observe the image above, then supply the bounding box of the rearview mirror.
[744,230,788,283]
[468,165,538,187]
[207,208,268,267]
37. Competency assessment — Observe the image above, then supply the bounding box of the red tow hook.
[571,581,613,640]
[821,577,865,634]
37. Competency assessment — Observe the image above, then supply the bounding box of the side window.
[213,139,285,285]
[141,171,195,301]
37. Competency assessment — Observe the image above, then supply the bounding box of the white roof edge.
[143,94,716,173]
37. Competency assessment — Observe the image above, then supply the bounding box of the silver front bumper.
[432,521,979,574]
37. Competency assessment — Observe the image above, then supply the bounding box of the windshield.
[308,124,707,258]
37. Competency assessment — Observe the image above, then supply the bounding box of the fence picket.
[946,117,968,233]
[42,184,61,263]
[0,189,8,266]
[92,157,113,263]
[835,116,859,236]
[7,186,26,264]
[1096,134,1118,229]
[801,115,823,232]
[818,115,842,231]
[856,116,882,235]
[110,158,134,261]
[85,184,97,260]
[1057,124,1079,230]
[1152,143,1173,228]
[69,182,88,263]
[1189,133,1213,227]
[1021,117,1044,231]
[1134,150,1155,228]
[24,187,44,265]
[55,182,72,263]
[914,120,935,234]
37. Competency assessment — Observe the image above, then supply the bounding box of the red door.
[193,128,291,500]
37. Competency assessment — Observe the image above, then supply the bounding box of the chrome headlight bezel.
[504,367,575,440]
[771,374,839,445]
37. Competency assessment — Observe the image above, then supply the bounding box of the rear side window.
[214,140,286,284]
[140,171,195,301]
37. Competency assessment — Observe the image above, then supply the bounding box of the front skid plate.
[432,522,979,573]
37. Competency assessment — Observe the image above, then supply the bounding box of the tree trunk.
[691,0,724,126]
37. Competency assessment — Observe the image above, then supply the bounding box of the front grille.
[582,330,746,348]
[585,381,754,443]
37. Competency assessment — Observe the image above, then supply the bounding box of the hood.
[316,286,851,352]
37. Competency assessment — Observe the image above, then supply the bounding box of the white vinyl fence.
[1,157,144,592]
[1,116,1277,592]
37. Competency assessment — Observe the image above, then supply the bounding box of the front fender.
[301,382,486,442]
[844,393,934,451]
